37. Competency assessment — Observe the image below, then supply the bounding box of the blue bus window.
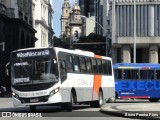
[131,70,139,79]
[114,69,122,79]
[123,70,130,79]
[140,70,154,80]
[123,70,139,79]
[156,70,160,79]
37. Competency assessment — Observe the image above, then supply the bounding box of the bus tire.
[66,92,73,112]
[90,91,104,108]
[97,91,104,107]
[149,98,159,102]
[30,106,36,111]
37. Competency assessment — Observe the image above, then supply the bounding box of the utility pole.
[133,0,136,63]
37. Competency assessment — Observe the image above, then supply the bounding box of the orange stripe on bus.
[94,55,102,59]
[91,55,102,100]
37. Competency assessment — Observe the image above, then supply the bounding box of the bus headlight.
[50,87,60,97]
[12,92,19,100]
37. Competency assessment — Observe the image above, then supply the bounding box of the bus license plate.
[30,98,38,103]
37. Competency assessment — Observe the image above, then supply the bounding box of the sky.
[53,0,75,37]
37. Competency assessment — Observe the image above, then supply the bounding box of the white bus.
[10,47,115,111]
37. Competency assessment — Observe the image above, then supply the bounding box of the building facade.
[34,0,54,47]
[0,0,36,93]
[61,0,71,37]
[81,16,95,36]
[61,0,82,45]
[78,0,95,36]
[111,0,160,64]
[95,0,110,36]
[79,0,95,17]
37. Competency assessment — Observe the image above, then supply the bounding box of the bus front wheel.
[66,92,73,112]
[149,98,159,102]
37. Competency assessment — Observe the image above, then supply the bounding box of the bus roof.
[54,47,112,60]
[11,47,112,60]
[113,63,160,70]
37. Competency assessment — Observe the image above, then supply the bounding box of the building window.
[41,32,46,47]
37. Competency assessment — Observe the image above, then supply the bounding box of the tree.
[73,33,106,56]
[52,36,70,48]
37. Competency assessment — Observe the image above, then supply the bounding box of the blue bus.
[114,63,160,102]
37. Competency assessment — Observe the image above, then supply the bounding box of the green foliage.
[51,33,110,56]
[52,36,70,48]
[73,33,106,56]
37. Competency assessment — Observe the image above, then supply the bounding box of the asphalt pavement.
[100,99,160,119]
[1,97,160,119]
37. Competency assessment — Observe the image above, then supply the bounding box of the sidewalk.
[100,102,160,119]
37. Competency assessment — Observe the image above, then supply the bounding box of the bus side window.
[115,69,122,79]
[131,70,139,80]
[114,69,118,79]
[124,70,129,79]
[91,58,98,74]
[102,60,107,75]
[67,55,74,72]
[124,70,135,79]
[97,59,102,74]
[60,60,66,75]
[156,70,160,79]
[108,60,112,75]
[73,56,80,73]
[79,57,87,73]
[140,70,147,79]
[86,58,92,74]
[148,70,154,79]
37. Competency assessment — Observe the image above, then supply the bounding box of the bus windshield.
[12,58,58,85]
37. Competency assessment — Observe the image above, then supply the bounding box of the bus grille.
[20,96,49,103]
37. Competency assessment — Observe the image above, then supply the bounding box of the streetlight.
[133,0,136,63]
[80,15,109,56]
[0,42,5,51]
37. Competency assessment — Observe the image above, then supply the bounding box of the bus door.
[58,59,67,83]
[114,69,123,98]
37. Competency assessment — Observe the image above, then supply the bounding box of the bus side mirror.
[5,69,9,76]
[5,62,10,76]
[61,62,65,70]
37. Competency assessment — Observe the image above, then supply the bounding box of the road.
[0,97,141,120]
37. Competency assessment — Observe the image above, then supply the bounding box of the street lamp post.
[80,15,109,56]
[133,0,136,63]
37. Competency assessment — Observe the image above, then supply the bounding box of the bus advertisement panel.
[114,63,160,102]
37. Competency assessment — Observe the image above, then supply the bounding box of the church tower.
[69,1,82,42]
[61,0,70,37]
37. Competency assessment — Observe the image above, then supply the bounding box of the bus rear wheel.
[149,98,159,102]
[90,91,104,108]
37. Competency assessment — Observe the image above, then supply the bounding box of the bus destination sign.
[16,50,50,58]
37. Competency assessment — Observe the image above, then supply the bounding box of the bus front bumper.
[12,92,62,107]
